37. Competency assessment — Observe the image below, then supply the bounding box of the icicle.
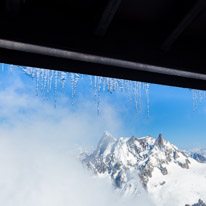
[54,70,58,108]
[41,69,44,93]
[199,90,203,104]
[49,70,54,92]
[113,79,118,91]
[60,72,67,91]
[126,80,132,102]
[72,73,80,105]
[115,79,118,91]
[195,89,198,111]
[129,81,132,102]
[89,75,92,88]
[112,78,115,91]
[134,81,138,118]
[97,76,102,115]
[36,70,40,96]
[46,70,50,100]
[10,65,13,73]
[2,63,4,72]
[70,73,75,105]
[103,77,106,92]
[145,83,150,119]
[111,78,114,92]
[118,79,124,92]
[192,90,195,112]
[31,68,36,84]
[138,82,142,110]
[108,78,113,93]
[191,89,206,112]
[94,76,97,101]
[43,69,48,98]
[125,80,128,94]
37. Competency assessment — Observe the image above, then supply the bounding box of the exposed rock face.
[184,148,206,163]
[179,159,191,169]
[173,151,180,160]
[186,199,206,206]
[82,132,195,194]
[192,153,206,162]
[160,166,168,175]
[194,199,206,206]
[188,152,206,163]
[155,133,164,147]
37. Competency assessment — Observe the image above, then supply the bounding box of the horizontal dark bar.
[0,39,206,83]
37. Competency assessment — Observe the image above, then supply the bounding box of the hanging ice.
[192,89,195,112]
[73,73,80,101]
[89,75,92,88]
[54,70,58,108]
[94,76,97,101]
[138,82,142,110]
[60,72,67,91]
[97,76,102,115]
[145,83,150,119]
[70,73,80,105]
[10,64,13,73]
[2,62,206,117]
[1,63,154,119]
[134,81,138,118]
[36,69,40,96]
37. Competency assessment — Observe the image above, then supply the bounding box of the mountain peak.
[95,131,116,156]
[102,131,112,137]
[99,131,115,143]
[155,133,164,147]
[127,135,136,144]
[82,132,206,206]
[83,132,196,187]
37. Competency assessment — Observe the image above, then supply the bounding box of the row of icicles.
[191,89,206,112]
[20,65,150,118]
[1,63,204,118]
[2,64,150,118]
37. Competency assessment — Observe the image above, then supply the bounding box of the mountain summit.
[82,132,206,205]
[82,132,192,189]
[155,133,164,147]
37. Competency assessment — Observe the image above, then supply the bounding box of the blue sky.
[0,63,206,149]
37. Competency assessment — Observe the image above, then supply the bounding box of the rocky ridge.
[82,132,193,192]
[186,199,206,206]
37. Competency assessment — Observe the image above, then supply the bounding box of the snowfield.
[148,159,206,206]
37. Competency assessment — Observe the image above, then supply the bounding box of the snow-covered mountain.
[184,148,206,163]
[82,132,206,206]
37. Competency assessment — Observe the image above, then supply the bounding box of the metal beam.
[162,0,206,51]
[95,0,122,36]
[1,39,206,81]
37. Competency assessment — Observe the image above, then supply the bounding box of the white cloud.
[0,134,155,206]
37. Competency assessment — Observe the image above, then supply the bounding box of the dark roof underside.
[0,0,206,90]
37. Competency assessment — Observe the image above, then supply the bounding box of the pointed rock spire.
[155,134,164,147]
